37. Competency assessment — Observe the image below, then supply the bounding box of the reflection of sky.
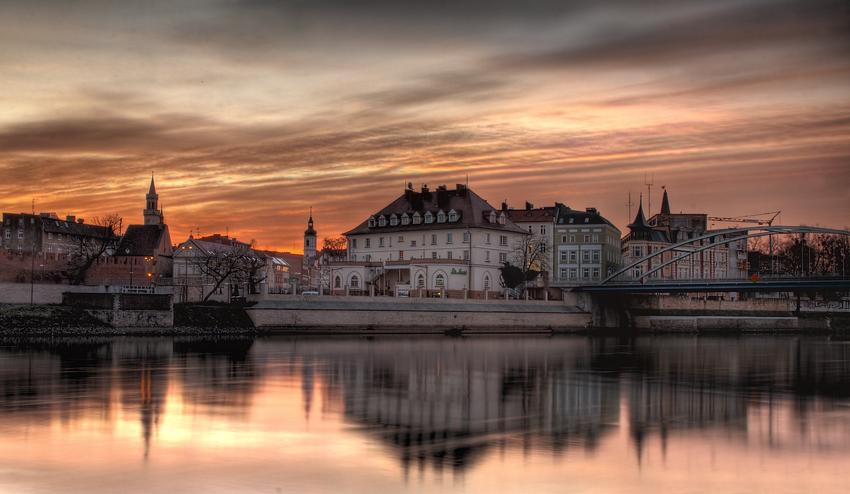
[1,1,848,250]
[0,336,849,493]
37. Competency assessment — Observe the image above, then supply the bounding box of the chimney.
[77,218,84,224]
[525,202,533,210]
[586,207,598,214]
[66,215,76,222]
[501,201,508,211]
[421,184,429,194]
[437,187,448,207]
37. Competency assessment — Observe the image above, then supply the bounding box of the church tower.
[144,176,163,226]
[303,211,317,262]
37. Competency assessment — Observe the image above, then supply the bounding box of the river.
[1,334,848,493]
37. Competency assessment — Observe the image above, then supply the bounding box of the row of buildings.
[1,178,748,299]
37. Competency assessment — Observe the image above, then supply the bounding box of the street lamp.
[126,248,133,286]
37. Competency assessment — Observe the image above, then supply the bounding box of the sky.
[1,0,848,252]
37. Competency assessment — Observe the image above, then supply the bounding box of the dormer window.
[413,212,421,224]
[499,213,506,225]
[436,211,446,223]
[378,215,387,227]
[390,214,398,226]
[448,209,457,222]
[368,216,376,228]
[488,212,496,223]
[424,212,434,224]
[401,213,410,225]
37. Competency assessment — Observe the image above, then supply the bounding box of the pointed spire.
[660,187,670,215]
[628,194,651,229]
[148,173,157,195]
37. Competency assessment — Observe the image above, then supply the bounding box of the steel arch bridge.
[581,226,850,293]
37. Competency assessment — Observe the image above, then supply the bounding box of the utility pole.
[644,173,654,217]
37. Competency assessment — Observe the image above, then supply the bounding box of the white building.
[331,184,528,298]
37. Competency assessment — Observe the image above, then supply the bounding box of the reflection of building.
[334,184,528,298]
[621,190,747,282]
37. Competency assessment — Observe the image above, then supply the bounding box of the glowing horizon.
[1,0,848,252]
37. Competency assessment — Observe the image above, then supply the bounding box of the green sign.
[451,268,467,275]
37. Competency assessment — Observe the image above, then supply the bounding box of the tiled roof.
[116,225,166,256]
[556,205,620,231]
[343,185,527,236]
[508,207,557,222]
[41,218,114,238]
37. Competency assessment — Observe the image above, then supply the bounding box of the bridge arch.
[602,226,850,285]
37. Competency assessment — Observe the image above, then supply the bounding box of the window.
[413,213,421,224]
[633,246,643,258]
[402,214,410,225]
[435,274,445,287]
[352,239,357,249]
[398,236,403,242]
[58,234,62,240]
[560,268,567,278]
[500,235,507,246]
[583,251,590,262]
[368,216,376,227]
[541,244,546,253]
[447,252,453,259]
[424,212,433,224]
[499,214,505,225]
[18,230,23,239]
[429,234,436,245]
[365,255,371,262]
[499,252,507,263]
[540,225,546,235]
[570,251,577,262]
[398,250,403,260]
[432,252,437,259]
[378,216,386,227]
[437,211,446,223]
[351,275,360,288]
[449,211,457,222]
[5,230,10,239]
[561,235,567,243]
[366,238,371,248]
[379,237,385,247]
[569,235,575,243]
[48,246,53,253]
[48,233,53,239]
[560,251,567,261]
[633,267,643,278]
[584,235,589,242]
[592,234,598,242]
[417,274,425,287]
[335,276,341,288]
[463,250,469,260]
[582,268,590,278]
[486,234,491,244]
[484,275,490,290]
[528,226,533,233]
[411,240,417,247]
[390,215,398,226]
[570,268,577,278]
[485,251,490,262]
[592,251,600,262]
[446,233,453,244]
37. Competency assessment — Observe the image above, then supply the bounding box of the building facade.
[552,205,623,284]
[332,184,529,298]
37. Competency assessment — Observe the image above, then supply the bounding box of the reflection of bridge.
[583,226,850,293]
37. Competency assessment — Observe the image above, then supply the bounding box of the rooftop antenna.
[31,198,34,215]
[626,192,634,223]
[644,173,654,216]
[226,226,229,237]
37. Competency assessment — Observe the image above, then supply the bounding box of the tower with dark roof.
[660,188,671,215]
[144,176,163,226]
[628,195,652,241]
[303,211,317,262]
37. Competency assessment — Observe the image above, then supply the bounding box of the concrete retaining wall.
[247,296,590,332]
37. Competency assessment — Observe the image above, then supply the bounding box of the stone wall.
[628,294,792,312]
[247,296,590,332]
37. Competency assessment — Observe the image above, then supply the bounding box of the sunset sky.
[1,0,848,252]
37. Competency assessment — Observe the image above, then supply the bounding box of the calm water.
[1,335,849,494]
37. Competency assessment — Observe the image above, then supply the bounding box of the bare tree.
[233,240,268,294]
[322,237,347,262]
[191,242,254,302]
[67,214,120,285]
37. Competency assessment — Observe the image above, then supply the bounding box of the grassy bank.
[0,305,111,330]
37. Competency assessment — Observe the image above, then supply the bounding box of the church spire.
[660,187,671,215]
[144,175,163,226]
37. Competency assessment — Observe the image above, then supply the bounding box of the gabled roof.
[554,204,620,231]
[41,218,114,238]
[343,185,527,236]
[116,225,168,256]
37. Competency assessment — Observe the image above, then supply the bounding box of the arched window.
[484,275,490,290]
[435,274,445,287]
[351,275,360,288]
[334,275,341,288]
[417,274,425,287]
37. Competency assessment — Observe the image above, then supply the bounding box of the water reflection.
[0,335,848,493]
